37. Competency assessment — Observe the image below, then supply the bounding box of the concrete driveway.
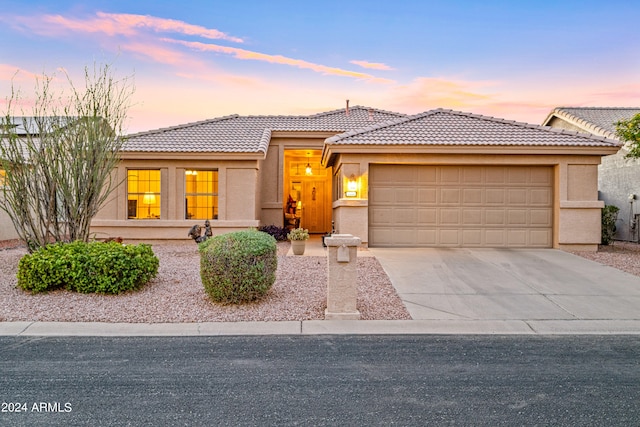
[369,248,640,334]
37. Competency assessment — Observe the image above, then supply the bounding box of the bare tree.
[0,63,134,251]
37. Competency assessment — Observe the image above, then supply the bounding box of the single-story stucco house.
[543,107,640,242]
[76,104,620,251]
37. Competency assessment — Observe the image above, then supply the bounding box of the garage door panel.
[530,209,552,226]
[440,209,460,225]
[395,208,416,224]
[530,168,552,184]
[369,165,553,248]
[462,188,483,204]
[485,230,506,246]
[462,168,483,184]
[369,187,395,204]
[486,209,506,225]
[530,230,552,246]
[462,229,483,245]
[507,189,527,205]
[394,229,420,245]
[486,168,506,183]
[369,228,394,246]
[395,188,416,203]
[418,188,437,203]
[507,210,528,225]
[530,188,552,205]
[440,167,461,183]
[417,167,437,183]
[418,229,437,244]
[507,230,528,246]
[486,189,505,204]
[369,207,393,226]
[462,209,482,225]
[439,229,460,245]
[417,208,437,225]
[508,168,528,184]
[440,188,461,204]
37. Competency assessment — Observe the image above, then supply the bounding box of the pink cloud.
[392,76,498,109]
[168,39,396,84]
[121,41,266,88]
[96,12,244,43]
[0,64,39,82]
[585,84,640,104]
[122,42,194,67]
[350,60,394,71]
[4,12,242,43]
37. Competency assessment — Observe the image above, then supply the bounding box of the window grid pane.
[185,170,218,220]
[127,169,161,219]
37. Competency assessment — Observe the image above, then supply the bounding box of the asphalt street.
[1,335,639,426]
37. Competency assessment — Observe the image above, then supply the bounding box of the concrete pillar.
[325,234,361,320]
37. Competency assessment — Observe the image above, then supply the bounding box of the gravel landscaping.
[0,240,411,323]
[2,239,640,324]
[568,241,640,277]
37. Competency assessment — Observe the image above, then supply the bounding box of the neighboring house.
[0,117,45,241]
[87,105,619,251]
[542,107,640,241]
[0,116,101,241]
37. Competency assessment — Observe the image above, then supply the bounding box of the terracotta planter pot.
[290,240,306,255]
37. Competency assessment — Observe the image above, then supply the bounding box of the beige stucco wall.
[258,144,284,227]
[91,157,261,240]
[0,204,19,240]
[545,116,589,134]
[328,151,609,250]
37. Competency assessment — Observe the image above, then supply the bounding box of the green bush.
[258,224,289,241]
[17,241,159,294]
[601,204,620,245]
[199,229,277,304]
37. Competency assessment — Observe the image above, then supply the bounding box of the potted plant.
[287,227,309,255]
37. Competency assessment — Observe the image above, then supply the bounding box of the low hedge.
[17,241,159,294]
[199,229,277,304]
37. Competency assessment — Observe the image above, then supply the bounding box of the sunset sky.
[1,0,638,134]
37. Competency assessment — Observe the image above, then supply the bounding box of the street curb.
[2,319,640,336]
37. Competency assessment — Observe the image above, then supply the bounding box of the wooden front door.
[301,180,327,233]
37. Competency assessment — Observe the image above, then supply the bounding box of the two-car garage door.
[369,165,553,248]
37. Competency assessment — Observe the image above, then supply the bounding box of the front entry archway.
[284,149,332,234]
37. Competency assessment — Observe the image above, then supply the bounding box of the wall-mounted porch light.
[345,174,358,198]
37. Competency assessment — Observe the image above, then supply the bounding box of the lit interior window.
[185,170,218,220]
[127,169,161,219]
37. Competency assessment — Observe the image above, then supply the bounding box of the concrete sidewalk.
[2,243,640,336]
[2,318,640,336]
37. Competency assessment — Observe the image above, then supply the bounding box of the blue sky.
[1,0,638,133]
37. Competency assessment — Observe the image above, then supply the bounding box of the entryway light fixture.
[345,174,358,197]
[305,154,313,176]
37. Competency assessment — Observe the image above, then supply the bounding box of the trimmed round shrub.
[17,241,159,294]
[199,229,277,304]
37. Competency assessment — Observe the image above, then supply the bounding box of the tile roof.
[325,109,622,148]
[542,107,640,139]
[1,117,76,136]
[122,106,406,153]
